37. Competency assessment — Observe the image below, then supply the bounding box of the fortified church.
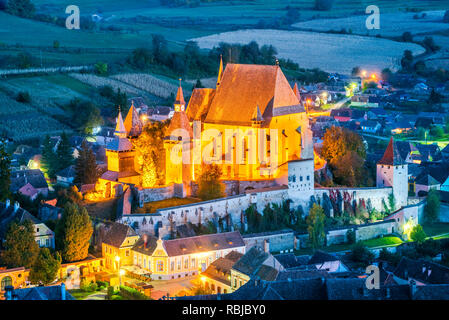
[94,59,409,233]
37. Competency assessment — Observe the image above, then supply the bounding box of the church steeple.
[124,100,142,137]
[293,82,301,103]
[216,55,223,88]
[174,79,185,112]
[115,107,127,138]
[251,105,264,127]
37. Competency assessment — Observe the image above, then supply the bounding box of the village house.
[0,200,55,249]
[56,165,76,186]
[149,106,174,122]
[131,231,246,280]
[10,169,48,199]
[0,267,29,296]
[200,250,243,294]
[392,257,449,285]
[230,246,284,292]
[102,222,140,271]
[360,120,381,133]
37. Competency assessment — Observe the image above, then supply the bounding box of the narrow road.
[84,289,107,300]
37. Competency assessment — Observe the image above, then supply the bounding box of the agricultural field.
[293,10,449,37]
[68,73,161,104]
[0,111,71,141]
[0,92,35,115]
[0,75,90,114]
[111,73,183,99]
[0,80,75,141]
[191,29,426,74]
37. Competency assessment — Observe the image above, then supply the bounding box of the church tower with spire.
[377,137,408,209]
[164,81,193,196]
[105,110,136,174]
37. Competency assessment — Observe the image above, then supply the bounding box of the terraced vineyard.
[111,73,180,99]
[0,93,35,115]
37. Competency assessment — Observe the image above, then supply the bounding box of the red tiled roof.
[378,137,404,165]
[203,64,300,126]
[186,88,215,122]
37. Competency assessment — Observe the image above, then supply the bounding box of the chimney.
[4,285,13,300]
[5,199,10,208]
[143,234,148,248]
[409,280,417,299]
[61,283,66,300]
[263,239,270,253]
[14,201,20,213]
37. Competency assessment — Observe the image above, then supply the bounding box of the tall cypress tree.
[41,135,57,179]
[75,141,97,185]
[56,132,73,172]
[0,139,11,202]
[55,202,93,262]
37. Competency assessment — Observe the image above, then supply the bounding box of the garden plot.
[190,29,425,74]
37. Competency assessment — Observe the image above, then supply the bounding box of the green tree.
[416,127,427,140]
[430,125,444,139]
[74,141,97,185]
[401,31,413,42]
[381,68,392,82]
[428,89,443,105]
[401,50,414,71]
[197,164,225,201]
[350,242,374,266]
[351,66,360,77]
[29,248,61,285]
[134,122,168,187]
[425,189,440,223]
[0,139,11,202]
[1,220,39,268]
[55,202,93,262]
[6,0,35,18]
[94,62,108,75]
[56,132,73,172]
[410,224,427,244]
[41,135,57,179]
[306,203,326,249]
[388,193,396,212]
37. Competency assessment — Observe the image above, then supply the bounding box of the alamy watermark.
[66,5,80,30]
[366,5,380,30]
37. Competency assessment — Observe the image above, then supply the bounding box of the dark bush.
[16,91,31,103]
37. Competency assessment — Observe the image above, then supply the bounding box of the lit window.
[157,261,164,272]
[192,258,196,268]
[184,258,189,269]
[177,259,181,271]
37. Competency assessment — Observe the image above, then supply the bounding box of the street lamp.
[119,269,125,287]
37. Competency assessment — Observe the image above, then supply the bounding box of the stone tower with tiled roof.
[98,111,140,198]
[164,81,193,197]
[376,137,408,209]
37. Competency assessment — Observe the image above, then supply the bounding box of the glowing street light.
[361,70,367,77]
[119,269,125,287]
